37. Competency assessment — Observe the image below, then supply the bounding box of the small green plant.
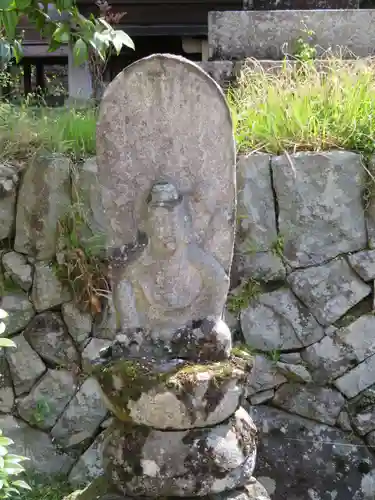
[293,24,317,64]
[0,309,31,499]
[30,400,51,426]
[227,279,261,314]
[55,203,109,315]
[271,234,285,259]
[268,349,281,362]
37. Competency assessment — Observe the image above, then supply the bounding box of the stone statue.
[65,54,269,500]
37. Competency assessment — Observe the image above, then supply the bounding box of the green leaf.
[0,445,8,456]
[0,437,13,447]
[73,38,88,65]
[5,454,28,463]
[3,465,23,475]
[2,10,19,39]
[15,0,31,9]
[0,479,4,490]
[0,338,15,348]
[53,24,70,43]
[12,480,31,490]
[47,38,63,53]
[0,456,4,469]
[12,40,23,64]
[111,30,134,52]
[97,18,112,30]
[0,0,13,8]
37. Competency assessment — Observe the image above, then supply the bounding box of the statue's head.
[146,181,185,252]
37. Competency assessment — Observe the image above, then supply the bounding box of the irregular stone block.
[208,10,375,60]
[271,151,366,268]
[1,292,35,335]
[351,407,375,436]
[348,250,375,281]
[92,297,117,340]
[16,369,77,430]
[0,351,14,412]
[24,312,80,368]
[14,153,71,260]
[248,404,375,500]
[0,163,18,240]
[0,415,74,475]
[31,261,71,312]
[275,362,312,383]
[272,383,345,426]
[102,407,257,497]
[69,431,105,487]
[2,251,32,291]
[337,410,352,432]
[236,154,276,251]
[82,338,111,372]
[232,251,285,285]
[51,377,107,450]
[301,335,357,383]
[335,315,375,362]
[5,334,46,396]
[279,352,302,365]
[366,431,375,452]
[246,355,286,396]
[250,390,274,406]
[62,302,92,347]
[94,356,248,429]
[288,257,371,326]
[334,354,375,398]
[241,289,324,351]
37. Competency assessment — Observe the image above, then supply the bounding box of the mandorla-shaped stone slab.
[14,153,71,260]
[92,355,250,429]
[101,407,257,497]
[0,162,19,240]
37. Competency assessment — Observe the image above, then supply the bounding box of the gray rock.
[246,355,286,396]
[250,390,274,405]
[279,352,302,364]
[14,153,71,260]
[337,410,353,432]
[97,55,236,276]
[2,251,33,291]
[92,297,118,340]
[0,163,18,240]
[1,292,35,335]
[241,289,324,351]
[288,257,371,326]
[16,369,77,430]
[351,407,375,436]
[208,10,375,60]
[248,404,375,500]
[31,261,71,312]
[69,431,105,487]
[301,335,357,383]
[102,407,257,497]
[0,351,14,412]
[244,479,272,500]
[366,431,375,452]
[0,415,74,475]
[276,362,312,383]
[24,312,80,368]
[334,354,375,398]
[233,251,285,284]
[335,315,375,362]
[5,334,46,395]
[51,377,107,450]
[81,338,111,372]
[271,151,366,268]
[236,154,276,251]
[348,250,375,281]
[223,306,240,333]
[62,302,92,346]
[273,383,345,425]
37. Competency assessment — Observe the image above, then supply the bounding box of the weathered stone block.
[51,377,107,450]
[275,362,312,383]
[348,250,375,281]
[14,153,71,260]
[24,312,80,368]
[246,355,286,396]
[208,10,375,60]
[94,356,248,429]
[69,432,105,487]
[5,334,46,396]
[102,407,257,497]
[0,415,74,475]
[16,369,77,430]
[62,301,92,347]
[31,261,71,311]
[2,251,32,291]
[288,257,371,326]
[0,163,18,240]
[272,383,345,425]
[241,289,324,352]
[248,405,375,500]
[334,354,375,398]
[0,351,14,412]
[1,292,35,335]
[82,338,111,372]
[232,251,285,285]
[272,151,366,268]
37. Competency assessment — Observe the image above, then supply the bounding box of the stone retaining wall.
[1,150,375,498]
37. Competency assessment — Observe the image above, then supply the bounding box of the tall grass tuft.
[228,57,375,155]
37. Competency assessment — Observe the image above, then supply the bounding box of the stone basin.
[101,406,257,497]
[92,355,251,429]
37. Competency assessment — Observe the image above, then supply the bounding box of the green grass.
[2,56,375,163]
[228,57,375,154]
[10,474,73,500]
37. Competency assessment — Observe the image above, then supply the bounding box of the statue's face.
[147,205,182,252]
